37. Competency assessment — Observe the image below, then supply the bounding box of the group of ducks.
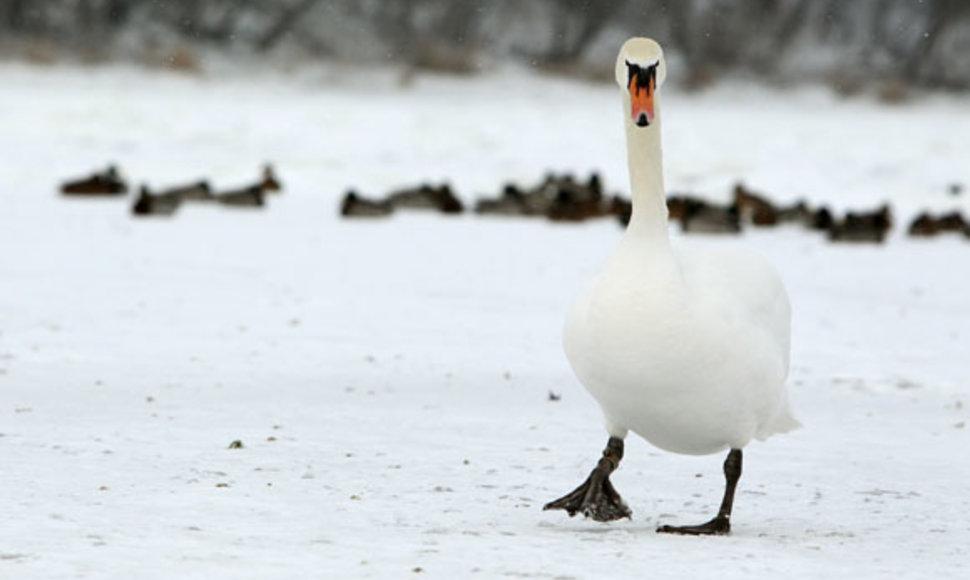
[341,173,626,222]
[340,184,464,216]
[474,173,631,222]
[60,164,283,215]
[343,173,965,243]
[700,184,896,243]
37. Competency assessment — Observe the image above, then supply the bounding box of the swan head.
[615,38,666,128]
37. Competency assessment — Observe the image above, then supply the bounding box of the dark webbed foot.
[657,516,730,536]
[543,437,631,522]
[657,449,743,537]
[543,470,631,521]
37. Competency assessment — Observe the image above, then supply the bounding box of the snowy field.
[1,63,969,579]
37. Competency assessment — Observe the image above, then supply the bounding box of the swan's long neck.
[624,101,669,242]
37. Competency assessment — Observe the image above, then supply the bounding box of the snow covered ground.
[1,63,969,579]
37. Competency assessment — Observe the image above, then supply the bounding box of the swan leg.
[658,448,742,536]
[543,436,632,522]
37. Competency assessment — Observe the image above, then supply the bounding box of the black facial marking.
[625,59,658,92]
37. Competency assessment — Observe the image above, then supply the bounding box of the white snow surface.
[1,64,969,579]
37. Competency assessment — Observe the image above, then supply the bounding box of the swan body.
[563,38,798,457]
[565,237,798,455]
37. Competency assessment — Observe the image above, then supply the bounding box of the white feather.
[564,38,799,456]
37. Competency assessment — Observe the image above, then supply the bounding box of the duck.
[61,164,127,195]
[475,184,530,216]
[543,38,799,536]
[522,174,564,216]
[733,183,778,226]
[908,210,968,237]
[214,166,287,207]
[680,200,742,234]
[828,204,892,243]
[387,183,463,214]
[520,173,589,217]
[908,212,939,237]
[663,194,742,234]
[158,180,213,202]
[547,175,612,222]
[132,185,180,216]
[340,190,393,217]
[216,184,265,207]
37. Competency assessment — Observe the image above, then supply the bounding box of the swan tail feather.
[757,395,801,440]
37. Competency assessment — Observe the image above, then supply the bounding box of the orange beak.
[629,74,655,127]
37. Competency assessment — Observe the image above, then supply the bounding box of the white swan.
[544,38,799,535]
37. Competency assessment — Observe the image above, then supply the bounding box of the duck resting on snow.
[543,38,800,535]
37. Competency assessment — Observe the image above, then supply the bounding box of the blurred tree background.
[1,0,968,91]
